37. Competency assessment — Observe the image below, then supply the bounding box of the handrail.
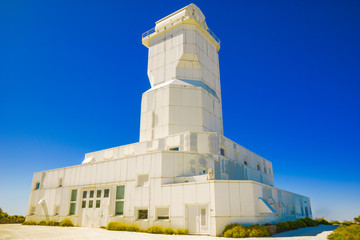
[142,27,156,39]
[141,9,220,47]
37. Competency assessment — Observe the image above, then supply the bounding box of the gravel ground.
[0,224,337,240]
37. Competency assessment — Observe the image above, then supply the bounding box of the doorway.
[186,204,209,234]
[80,187,110,227]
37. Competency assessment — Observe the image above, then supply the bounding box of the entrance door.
[186,204,209,234]
[80,187,110,227]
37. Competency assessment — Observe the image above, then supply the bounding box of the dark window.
[244,161,248,166]
[257,164,260,171]
[169,147,179,151]
[82,201,86,208]
[83,191,87,199]
[115,201,124,215]
[220,148,225,156]
[89,190,94,198]
[138,209,148,219]
[115,186,125,215]
[97,190,101,198]
[71,190,77,201]
[96,200,101,208]
[35,182,40,190]
[104,189,109,198]
[89,200,93,208]
[116,186,125,199]
[69,203,76,215]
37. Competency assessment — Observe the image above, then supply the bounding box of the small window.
[257,163,261,171]
[69,203,76,215]
[201,208,207,226]
[115,201,124,215]
[96,200,101,208]
[35,182,40,190]
[156,207,169,220]
[116,186,125,199]
[244,161,248,166]
[82,201,86,208]
[104,189,109,198]
[89,200,93,208]
[89,190,94,198]
[69,189,77,215]
[115,186,125,215]
[97,190,101,198]
[137,174,149,187]
[71,190,77,201]
[264,166,267,173]
[269,168,272,175]
[138,209,148,220]
[220,148,225,156]
[169,147,179,151]
[58,178,63,187]
[83,191,87,199]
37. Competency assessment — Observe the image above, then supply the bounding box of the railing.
[141,11,220,48]
[142,27,156,39]
[207,28,220,45]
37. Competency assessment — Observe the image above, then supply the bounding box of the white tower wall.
[140,4,223,141]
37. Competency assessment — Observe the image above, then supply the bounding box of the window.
[138,209,148,220]
[264,166,267,173]
[71,190,77,201]
[257,163,261,171]
[220,148,225,156]
[115,186,125,215]
[82,201,86,208]
[97,190,101,198]
[244,156,248,166]
[201,208,207,226]
[58,178,63,187]
[89,200,93,208]
[69,189,77,215]
[244,161,248,166]
[83,191,87,199]
[89,190,94,198]
[169,147,179,151]
[269,168,272,175]
[156,207,169,220]
[137,174,149,187]
[104,189,109,198]
[35,182,40,190]
[96,200,101,208]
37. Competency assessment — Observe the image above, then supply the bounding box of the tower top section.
[142,3,220,51]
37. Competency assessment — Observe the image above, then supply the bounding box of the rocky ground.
[0,224,338,240]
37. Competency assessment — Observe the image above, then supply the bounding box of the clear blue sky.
[0,0,359,221]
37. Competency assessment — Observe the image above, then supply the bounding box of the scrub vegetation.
[22,218,74,227]
[106,222,188,235]
[223,217,332,238]
[0,208,25,224]
[327,215,360,240]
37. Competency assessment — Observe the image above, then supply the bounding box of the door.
[186,204,209,234]
[80,187,110,227]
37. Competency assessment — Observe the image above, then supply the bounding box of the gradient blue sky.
[1,0,359,221]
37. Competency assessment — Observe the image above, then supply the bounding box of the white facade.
[26,4,312,236]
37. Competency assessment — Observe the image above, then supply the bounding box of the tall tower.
[140,4,223,142]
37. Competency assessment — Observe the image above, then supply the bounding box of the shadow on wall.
[273,224,338,237]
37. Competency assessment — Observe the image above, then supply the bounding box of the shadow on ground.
[272,224,338,238]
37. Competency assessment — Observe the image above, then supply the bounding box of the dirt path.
[0,224,337,240]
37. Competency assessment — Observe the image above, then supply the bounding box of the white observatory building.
[26,4,312,235]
